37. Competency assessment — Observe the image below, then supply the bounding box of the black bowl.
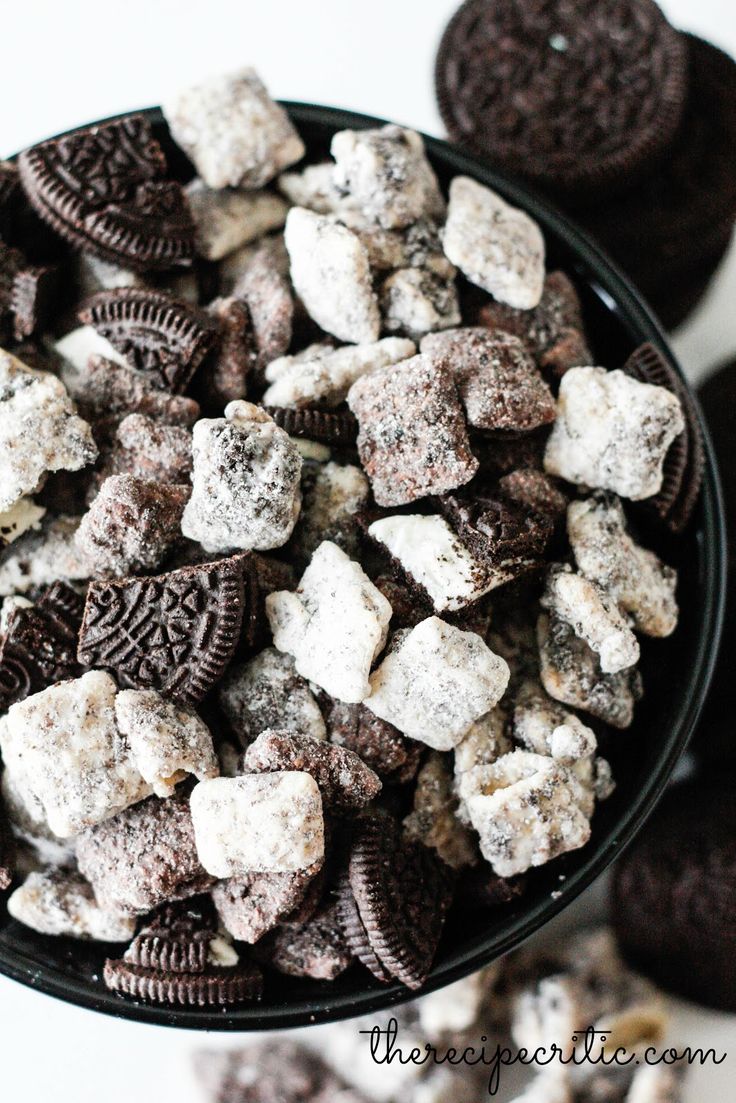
[0,103,726,1029]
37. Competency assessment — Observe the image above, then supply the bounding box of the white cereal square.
[541,564,640,674]
[263,337,415,408]
[185,179,288,260]
[218,647,327,746]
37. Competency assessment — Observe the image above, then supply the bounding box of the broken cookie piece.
[266,540,391,703]
[291,461,369,565]
[541,564,640,674]
[366,616,510,750]
[285,208,381,344]
[182,401,302,553]
[567,494,678,637]
[544,368,685,500]
[0,349,97,511]
[218,647,326,748]
[443,176,545,309]
[190,773,325,877]
[76,475,189,576]
[163,68,304,189]
[347,353,478,507]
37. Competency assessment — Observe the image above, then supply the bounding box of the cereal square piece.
[331,125,445,229]
[567,495,678,637]
[263,337,416,408]
[190,773,324,876]
[511,678,597,765]
[380,268,461,338]
[543,367,685,500]
[114,688,219,797]
[0,497,45,548]
[0,349,97,511]
[212,870,315,943]
[0,671,149,838]
[402,752,477,869]
[97,413,193,486]
[63,355,199,428]
[230,237,294,370]
[453,707,511,779]
[76,475,189,576]
[442,176,545,309]
[537,612,641,729]
[185,179,288,260]
[291,461,369,565]
[347,353,478,507]
[7,869,137,942]
[266,540,392,702]
[461,750,591,877]
[218,647,327,748]
[182,401,302,553]
[421,327,556,431]
[76,791,213,915]
[541,564,640,674]
[365,616,510,750]
[278,161,354,214]
[368,513,495,612]
[162,68,305,190]
[284,208,380,344]
[0,514,89,597]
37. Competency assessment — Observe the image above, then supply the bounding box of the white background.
[1,1,735,1099]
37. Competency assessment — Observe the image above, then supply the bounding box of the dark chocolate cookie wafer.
[79,289,219,393]
[104,899,263,1006]
[0,581,85,711]
[613,780,736,1011]
[263,405,358,447]
[436,0,687,198]
[77,555,247,705]
[623,342,704,531]
[18,115,194,270]
[439,487,554,574]
[337,809,454,989]
[0,240,59,345]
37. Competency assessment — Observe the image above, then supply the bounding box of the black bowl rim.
[0,101,726,1030]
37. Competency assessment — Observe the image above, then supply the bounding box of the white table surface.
[1,2,735,1099]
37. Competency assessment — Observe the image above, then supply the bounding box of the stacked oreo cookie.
[436,1,736,329]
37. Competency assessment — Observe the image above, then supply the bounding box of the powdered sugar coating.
[76,791,212,915]
[114,688,219,797]
[185,179,287,261]
[460,750,591,877]
[544,367,685,501]
[403,752,477,869]
[366,616,510,750]
[266,540,392,703]
[0,497,45,548]
[0,671,149,838]
[421,327,556,431]
[454,707,512,780]
[62,355,200,427]
[98,413,192,487]
[163,68,304,189]
[537,612,641,729]
[230,237,294,370]
[244,729,382,812]
[181,401,302,553]
[218,647,326,747]
[347,353,478,507]
[291,461,369,564]
[285,208,380,344]
[368,514,494,612]
[263,337,416,408]
[0,514,89,597]
[0,350,97,511]
[278,161,353,214]
[380,268,461,338]
[190,773,325,876]
[442,177,545,309]
[7,868,136,941]
[541,564,640,674]
[331,125,445,230]
[76,475,189,576]
[511,678,597,765]
[212,870,315,943]
[567,495,678,637]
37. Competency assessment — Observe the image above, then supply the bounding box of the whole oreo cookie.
[435,0,687,198]
[612,780,736,1011]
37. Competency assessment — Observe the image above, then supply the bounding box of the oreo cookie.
[263,405,358,448]
[104,899,263,1006]
[337,809,454,989]
[77,555,247,705]
[0,582,85,712]
[18,115,195,270]
[613,780,736,1011]
[436,0,687,198]
[79,289,219,394]
[623,342,704,531]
